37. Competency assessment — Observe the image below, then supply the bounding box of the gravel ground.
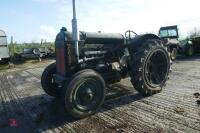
[0,56,200,133]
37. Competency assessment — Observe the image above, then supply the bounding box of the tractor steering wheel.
[125,30,137,40]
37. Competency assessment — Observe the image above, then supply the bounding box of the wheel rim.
[145,49,168,87]
[73,78,103,111]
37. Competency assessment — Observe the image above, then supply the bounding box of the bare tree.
[188,27,200,38]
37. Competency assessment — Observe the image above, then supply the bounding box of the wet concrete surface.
[0,57,200,133]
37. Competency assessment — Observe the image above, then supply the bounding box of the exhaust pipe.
[72,0,80,63]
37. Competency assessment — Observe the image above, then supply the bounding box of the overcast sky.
[0,0,200,43]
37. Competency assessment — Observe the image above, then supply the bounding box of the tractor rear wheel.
[129,39,170,96]
[41,63,60,97]
[62,69,106,119]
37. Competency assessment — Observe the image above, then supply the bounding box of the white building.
[0,30,10,62]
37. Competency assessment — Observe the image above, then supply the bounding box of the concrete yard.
[0,57,200,133]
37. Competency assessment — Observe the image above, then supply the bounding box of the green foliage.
[0,64,8,71]
[8,42,55,54]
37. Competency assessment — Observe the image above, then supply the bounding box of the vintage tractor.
[41,0,170,119]
[191,36,200,54]
[179,36,200,56]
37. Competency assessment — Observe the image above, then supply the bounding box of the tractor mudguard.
[127,34,161,52]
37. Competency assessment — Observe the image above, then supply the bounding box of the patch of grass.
[0,64,8,71]
[9,42,55,54]
[0,60,23,71]
[0,58,45,71]
[26,59,41,64]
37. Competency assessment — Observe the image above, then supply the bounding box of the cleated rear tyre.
[129,39,170,96]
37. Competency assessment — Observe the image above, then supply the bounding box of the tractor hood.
[63,31,124,45]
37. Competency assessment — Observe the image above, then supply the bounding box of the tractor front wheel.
[41,63,60,97]
[62,69,106,119]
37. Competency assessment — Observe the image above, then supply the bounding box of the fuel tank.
[66,31,124,44]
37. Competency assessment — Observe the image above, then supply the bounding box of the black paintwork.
[54,27,162,85]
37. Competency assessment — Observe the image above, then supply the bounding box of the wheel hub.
[74,79,101,111]
[81,88,94,104]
